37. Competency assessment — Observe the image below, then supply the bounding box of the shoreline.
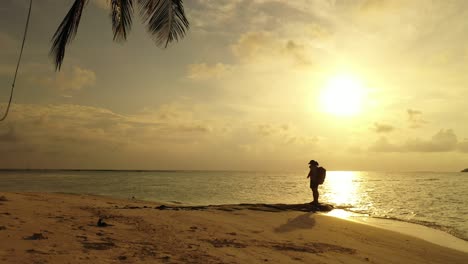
[325,209,468,253]
[141,197,468,246]
[1,192,467,263]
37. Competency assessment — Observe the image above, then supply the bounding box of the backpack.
[317,167,326,185]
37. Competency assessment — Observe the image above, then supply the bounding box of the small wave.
[333,205,355,210]
[415,178,440,182]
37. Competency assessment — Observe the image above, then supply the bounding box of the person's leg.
[312,186,319,205]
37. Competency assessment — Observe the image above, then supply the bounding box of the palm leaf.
[111,0,134,41]
[50,0,89,71]
[138,0,189,48]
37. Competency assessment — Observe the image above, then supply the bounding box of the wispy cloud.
[407,109,428,128]
[372,122,395,133]
[0,102,322,169]
[187,63,232,80]
[370,129,462,153]
[39,66,96,92]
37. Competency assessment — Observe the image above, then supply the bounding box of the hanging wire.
[0,0,33,121]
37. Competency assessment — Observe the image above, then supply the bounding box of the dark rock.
[24,233,47,240]
[156,205,167,210]
[97,218,108,227]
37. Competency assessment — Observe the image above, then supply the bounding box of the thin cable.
[0,0,33,121]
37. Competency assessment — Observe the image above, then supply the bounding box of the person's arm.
[308,168,316,179]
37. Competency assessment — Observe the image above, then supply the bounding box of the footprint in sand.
[82,241,115,250]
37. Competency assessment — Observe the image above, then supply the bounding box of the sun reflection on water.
[322,171,360,206]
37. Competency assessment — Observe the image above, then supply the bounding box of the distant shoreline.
[0,168,182,173]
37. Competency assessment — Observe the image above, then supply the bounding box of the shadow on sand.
[274,213,316,233]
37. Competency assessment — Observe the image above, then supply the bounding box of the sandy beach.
[0,192,467,264]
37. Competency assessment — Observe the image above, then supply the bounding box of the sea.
[0,170,467,243]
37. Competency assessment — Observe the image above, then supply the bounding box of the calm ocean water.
[0,170,467,241]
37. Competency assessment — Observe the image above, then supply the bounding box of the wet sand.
[0,192,467,263]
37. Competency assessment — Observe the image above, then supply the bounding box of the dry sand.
[0,192,467,263]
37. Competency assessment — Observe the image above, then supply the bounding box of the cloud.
[458,140,468,153]
[189,0,317,34]
[0,102,217,167]
[255,123,317,146]
[372,122,395,133]
[407,109,428,128]
[0,102,324,169]
[231,31,312,67]
[360,0,395,11]
[283,40,312,66]
[370,129,461,153]
[369,137,401,152]
[39,66,96,92]
[187,63,232,80]
[405,129,458,152]
[187,31,314,80]
[232,31,275,61]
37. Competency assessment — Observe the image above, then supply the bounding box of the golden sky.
[1,0,468,171]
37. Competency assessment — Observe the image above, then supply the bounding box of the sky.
[1,0,468,171]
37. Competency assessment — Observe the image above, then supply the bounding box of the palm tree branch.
[111,0,134,41]
[50,0,89,71]
[138,0,189,48]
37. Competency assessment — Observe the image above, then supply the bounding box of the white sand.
[0,192,467,263]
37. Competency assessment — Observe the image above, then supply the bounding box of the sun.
[319,74,365,116]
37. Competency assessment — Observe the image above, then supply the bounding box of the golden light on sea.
[319,74,366,117]
[324,171,359,206]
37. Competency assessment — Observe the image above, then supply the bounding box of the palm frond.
[138,0,189,48]
[50,0,89,71]
[111,0,134,41]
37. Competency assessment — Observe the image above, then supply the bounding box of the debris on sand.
[24,233,47,240]
[97,218,109,227]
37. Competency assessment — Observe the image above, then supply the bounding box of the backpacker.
[317,167,326,185]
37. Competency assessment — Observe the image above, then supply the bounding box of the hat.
[308,160,319,166]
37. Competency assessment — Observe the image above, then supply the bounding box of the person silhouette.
[307,160,320,205]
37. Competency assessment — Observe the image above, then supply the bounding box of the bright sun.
[319,74,365,116]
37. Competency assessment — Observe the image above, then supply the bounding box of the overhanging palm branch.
[50,0,88,71]
[138,0,189,48]
[112,0,134,41]
[50,0,189,71]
